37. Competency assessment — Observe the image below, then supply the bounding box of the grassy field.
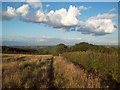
[2,54,54,88]
[53,56,101,88]
[2,53,119,88]
[62,51,119,88]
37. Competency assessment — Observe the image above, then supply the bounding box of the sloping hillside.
[2,54,119,88]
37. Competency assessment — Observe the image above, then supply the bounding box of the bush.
[51,43,68,55]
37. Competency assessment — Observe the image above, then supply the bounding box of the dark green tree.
[51,43,68,55]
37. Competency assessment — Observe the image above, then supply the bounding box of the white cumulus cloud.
[86,19,115,35]
[2,6,17,20]
[1,3,117,36]
[77,13,117,35]
[47,5,80,27]
[19,10,48,23]
[19,5,81,27]
[6,6,17,16]
[46,4,50,8]
[36,10,48,22]
[17,4,29,16]
[79,6,88,10]
[25,0,42,8]
[79,6,92,11]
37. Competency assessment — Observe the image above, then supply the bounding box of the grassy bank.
[62,51,119,87]
[53,56,101,88]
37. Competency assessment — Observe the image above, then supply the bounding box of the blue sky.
[2,2,118,46]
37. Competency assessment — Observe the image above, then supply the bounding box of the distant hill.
[2,46,38,54]
[2,42,118,55]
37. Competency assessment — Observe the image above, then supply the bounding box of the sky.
[1,1,118,46]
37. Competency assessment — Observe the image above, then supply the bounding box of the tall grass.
[2,54,53,88]
[62,51,118,82]
[53,56,101,88]
[2,53,119,88]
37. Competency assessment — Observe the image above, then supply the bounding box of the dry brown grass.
[2,53,117,88]
[2,54,53,88]
[53,56,101,88]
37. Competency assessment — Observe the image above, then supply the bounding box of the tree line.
[2,42,118,55]
[50,42,118,55]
